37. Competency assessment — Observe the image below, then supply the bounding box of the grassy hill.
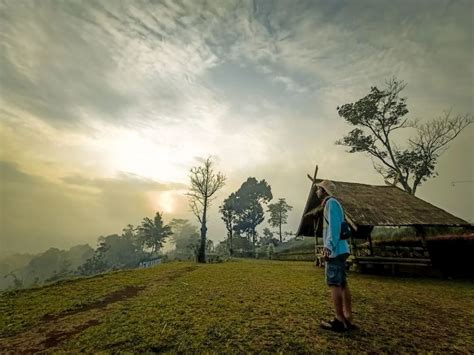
[1,259,473,353]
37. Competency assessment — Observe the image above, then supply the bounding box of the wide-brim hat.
[316,180,337,196]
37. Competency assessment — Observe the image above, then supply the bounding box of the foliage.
[232,177,273,250]
[259,228,280,248]
[187,157,226,263]
[3,272,23,289]
[267,198,293,242]
[229,235,253,252]
[336,78,472,194]
[1,260,473,353]
[262,227,273,239]
[138,212,172,254]
[78,241,111,276]
[219,192,238,255]
[0,245,94,291]
[214,240,230,257]
[1,215,177,291]
[78,230,149,276]
[168,219,200,259]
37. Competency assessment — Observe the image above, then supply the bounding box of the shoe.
[320,318,347,333]
[345,320,358,331]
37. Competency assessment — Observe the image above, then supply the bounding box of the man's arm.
[325,199,343,254]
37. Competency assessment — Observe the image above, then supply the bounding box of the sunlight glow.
[93,126,192,183]
[147,190,176,214]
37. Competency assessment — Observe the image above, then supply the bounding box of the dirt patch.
[41,319,101,348]
[18,319,103,353]
[39,266,198,322]
[41,285,145,322]
[0,316,103,353]
[159,266,199,282]
[0,265,200,352]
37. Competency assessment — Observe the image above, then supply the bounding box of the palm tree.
[138,212,172,254]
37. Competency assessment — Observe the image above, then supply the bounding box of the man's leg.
[321,262,347,332]
[342,284,353,322]
[330,286,345,322]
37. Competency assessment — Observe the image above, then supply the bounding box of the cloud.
[61,172,187,191]
[0,160,189,253]
[0,0,224,131]
[0,0,472,253]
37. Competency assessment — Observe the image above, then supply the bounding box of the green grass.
[1,259,473,353]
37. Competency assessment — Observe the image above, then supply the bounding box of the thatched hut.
[296,176,471,273]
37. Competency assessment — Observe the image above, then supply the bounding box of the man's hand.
[322,247,332,260]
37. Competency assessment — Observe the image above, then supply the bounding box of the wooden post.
[415,225,427,247]
[313,219,317,266]
[415,225,430,258]
[314,218,319,247]
[308,163,320,267]
[313,218,320,266]
[367,226,374,256]
[307,164,319,185]
[349,225,356,256]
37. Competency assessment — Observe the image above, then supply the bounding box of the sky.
[1,0,473,254]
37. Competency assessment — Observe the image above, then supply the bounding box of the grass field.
[1,259,473,353]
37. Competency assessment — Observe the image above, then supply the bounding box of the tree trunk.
[252,230,256,258]
[229,229,233,256]
[198,199,208,263]
[399,178,412,195]
[279,210,282,242]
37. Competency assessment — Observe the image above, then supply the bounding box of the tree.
[4,271,23,289]
[122,224,136,240]
[138,212,172,254]
[231,233,253,252]
[219,192,238,256]
[336,78,472,195]
[169,219,200,257]
[187,157,226,263]
[78,241,110,276]
[122,224,145,256]
[267,198,293,243]
[233,177,272,253]
[260,227,279,247]
[284,231,295,242]
[262,227,274,242]
[206,239,214,254]
[214,240,230,256]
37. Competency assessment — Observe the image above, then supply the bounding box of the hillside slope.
[1,259,473,353]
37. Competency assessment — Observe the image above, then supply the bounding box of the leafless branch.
[409,111,473,156]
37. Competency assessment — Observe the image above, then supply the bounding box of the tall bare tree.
[187,157,225,263]
[336,78,472,195]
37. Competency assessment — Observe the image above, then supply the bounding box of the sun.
[148,190,176,214]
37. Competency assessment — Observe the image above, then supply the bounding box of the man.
[316,180,354,332]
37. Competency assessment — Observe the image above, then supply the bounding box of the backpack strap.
[321,196,332,224]
[322,197,342,224]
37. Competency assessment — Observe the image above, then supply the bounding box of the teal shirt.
[323,198,351,258]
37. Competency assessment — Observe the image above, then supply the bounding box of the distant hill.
[0,245,93,291]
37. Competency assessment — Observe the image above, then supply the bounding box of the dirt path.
[0,265,198,353]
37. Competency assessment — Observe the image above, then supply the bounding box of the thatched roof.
[297,179,470,237]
